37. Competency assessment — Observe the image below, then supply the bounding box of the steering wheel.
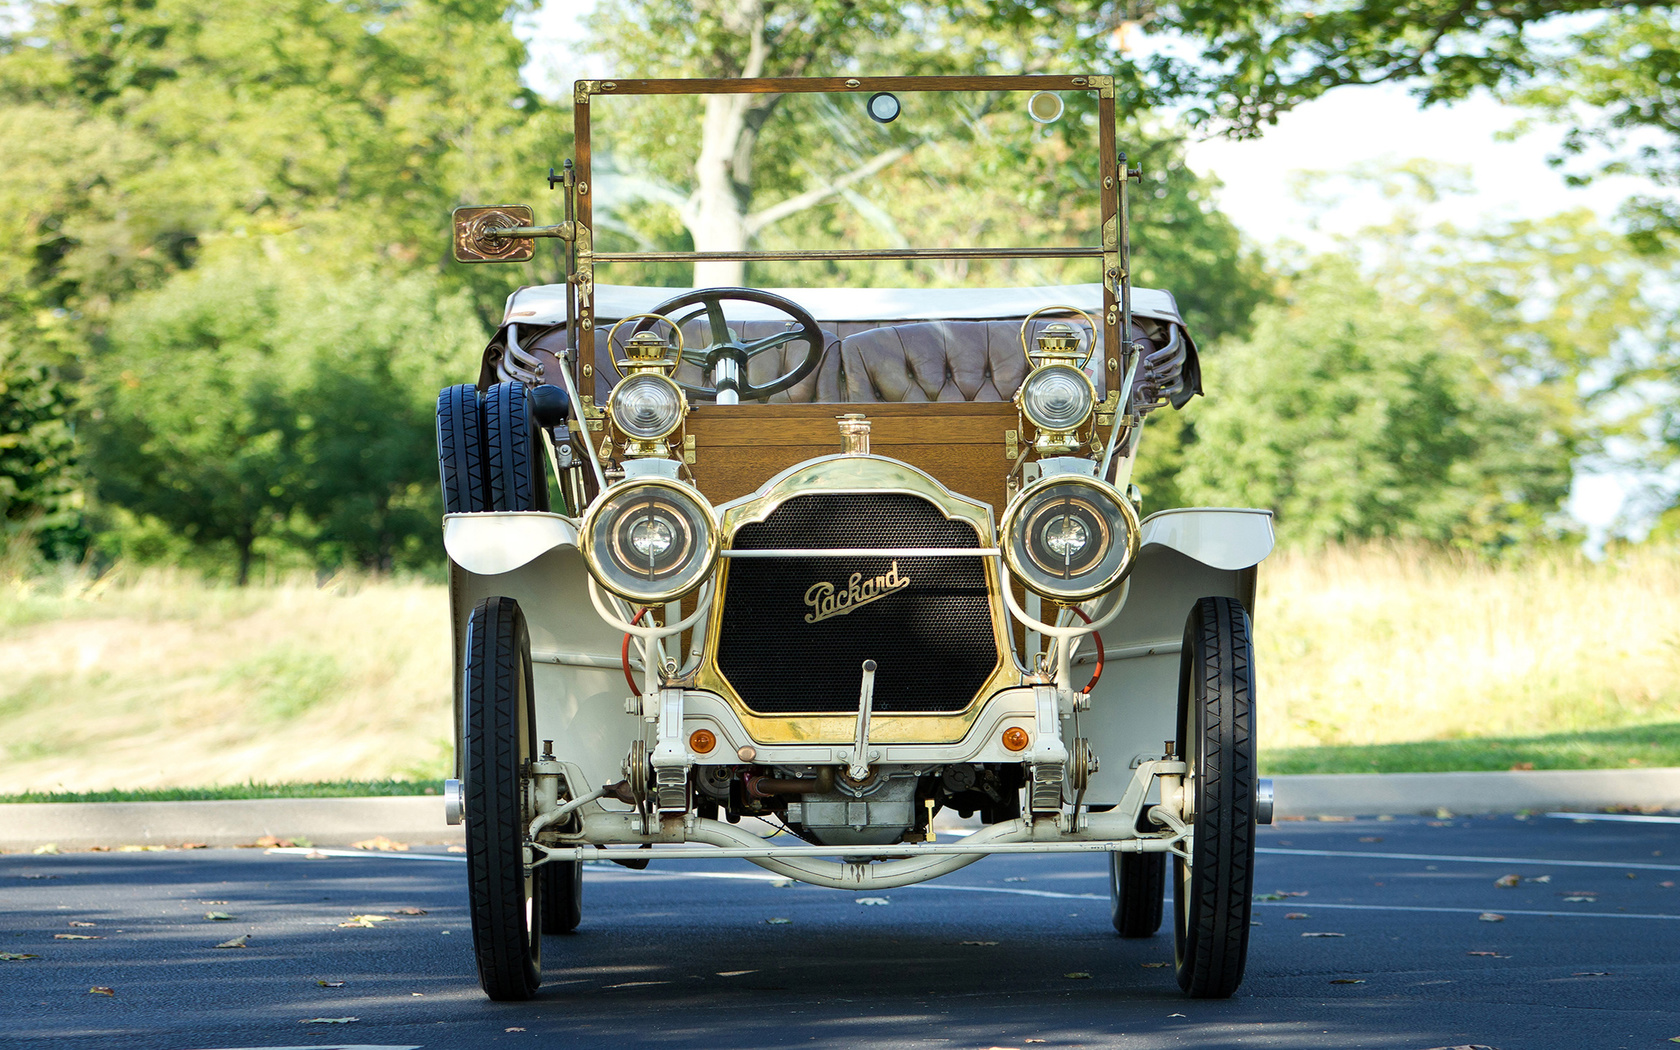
[633,288,824,403]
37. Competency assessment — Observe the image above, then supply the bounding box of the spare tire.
[436,384,486,514]
[483,381,549,512]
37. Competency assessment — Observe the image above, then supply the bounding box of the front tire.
[464,596,542,1001]
[1172,596,1257,999]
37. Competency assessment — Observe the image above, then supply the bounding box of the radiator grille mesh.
[714,493,999,714]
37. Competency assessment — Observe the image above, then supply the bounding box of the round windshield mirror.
[1027,91,1064,124]
[866,91,901,123]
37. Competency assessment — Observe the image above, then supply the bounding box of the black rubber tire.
[1172,596,1257,999]
[539,860,583,934]
[483,381,549,512]
[436,384,486,513]
[464,596,541,1001]
[1111,851,1166,937]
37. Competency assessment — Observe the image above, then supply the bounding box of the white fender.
[1138,506,1274,570]
[443,511,579,575]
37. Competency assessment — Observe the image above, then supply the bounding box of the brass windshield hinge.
[1004,429,1019,460]
[1096,391,1119,429]
[580,395,605,432]
[683,434,697,465]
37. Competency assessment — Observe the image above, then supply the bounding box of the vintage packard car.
[437,75,1274,1002]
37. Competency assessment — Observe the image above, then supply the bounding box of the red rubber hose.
[622,607,649,697]
[1072,606,1103,695]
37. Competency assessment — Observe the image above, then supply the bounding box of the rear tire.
[464,596,541,1001]
[436,384,486,513]
[1172,596,1257,999]
[1111,851,1166,938]
[483,381,549,512]
[540,860,583,934]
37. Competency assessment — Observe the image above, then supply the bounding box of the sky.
[513,3,1661,538]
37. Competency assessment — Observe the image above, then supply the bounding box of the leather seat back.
[839,319,1102,402]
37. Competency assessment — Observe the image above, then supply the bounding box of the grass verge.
[1263,722,1680,775]
[0,779,445,805]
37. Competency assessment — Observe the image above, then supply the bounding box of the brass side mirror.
[452,205,536,263]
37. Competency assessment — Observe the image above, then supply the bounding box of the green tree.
[1179,259,1573,550]
[89,253,484,581]
[0,343,84,561]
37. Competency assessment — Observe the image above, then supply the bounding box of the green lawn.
[0,779,445,805]
[1261,722,1680,775]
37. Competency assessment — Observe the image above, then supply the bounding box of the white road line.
[1253,900,1680,922]
[1544,811,1680,824]
[1258,847,1680,872]
[587,865,1108,899]
[179,1045,421,1050]
[265,847,465,863]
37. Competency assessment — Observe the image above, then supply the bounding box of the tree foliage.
[90,253,484,581]
[1180,259,1573,550]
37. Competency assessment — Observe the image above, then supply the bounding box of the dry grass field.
[1,544,1675,794]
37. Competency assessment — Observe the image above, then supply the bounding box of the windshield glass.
[586,85,1107,289]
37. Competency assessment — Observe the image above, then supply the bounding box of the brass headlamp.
[605,315,689,457]
[1015,309,1098,456]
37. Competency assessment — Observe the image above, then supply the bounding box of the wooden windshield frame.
[568,75,1127,397]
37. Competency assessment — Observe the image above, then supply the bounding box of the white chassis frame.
[444,489,1272,890]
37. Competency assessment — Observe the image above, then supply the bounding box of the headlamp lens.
[1001,477,1138,601]
[1020,364,1094,432]
[584,480,717,603]
[610,374,684,440]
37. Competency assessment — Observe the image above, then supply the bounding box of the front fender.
[1077,506,1273,805]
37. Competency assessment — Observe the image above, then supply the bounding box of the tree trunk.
[235,527,254,587]
[690,93,753,287]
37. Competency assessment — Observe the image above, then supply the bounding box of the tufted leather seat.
[839,319,1105,402]
[509,321,842,404]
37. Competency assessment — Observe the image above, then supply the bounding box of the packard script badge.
[804,562,911,624]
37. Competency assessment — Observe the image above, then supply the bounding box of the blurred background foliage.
[0,0,1676,582]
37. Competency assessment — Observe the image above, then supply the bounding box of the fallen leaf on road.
[1285,912,1310,920]
[68,921,96,928]
[317,980,345,987]
[1478,913,1505,922]
[1661,881,1674,888]
[32,844,59,855]
[54,934,100,940]
[1329,978,1365,984]
[300,1017,357,1024]
[1,953,40,961]
[251,836,295,848]
[1064,972,1091,979]
[1466,951,1508,958]
[770,878,793,887]
[960,941,999,946]
[118,845,168,852]
[205,912,235,921]
[506,1027,526,1032]
[1302,932,1345,938]
[1004,876,1029,882]
[180,842,208,850]
[1573,971,1609,976]
[1276,890,1309,897]
[1168,1013,1187,1018]
[1494,874,1520,888]
[856,897,890,906]
[1526,875,1550,883]
[1435,808,1455,819]
[350,836,409,852]
[765,917,791,924]
[214,935,249,949]
[200,900,228,905]
[1358,836,1383,843]
[1562,896,1596,902]
[391,907,427,916]
[715,970,755,977]
[1140,961,1170,968]
[1253,893,1286,901]
[338,914,391,928]
[447,845,466,853]
[20,874,59,879]
[88,986,114,996]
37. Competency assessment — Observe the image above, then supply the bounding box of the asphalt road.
[3,814,1677,1050]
